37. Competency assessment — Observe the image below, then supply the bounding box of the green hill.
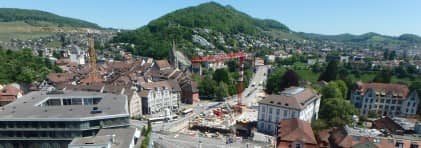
[113,2,301,59]
[0,8,100,28]
[0,8,101,42]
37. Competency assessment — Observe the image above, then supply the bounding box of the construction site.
[184,51,267,140]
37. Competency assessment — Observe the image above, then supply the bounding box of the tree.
[318,60,338,82]
[266,68,285,94]
[383,49,389,60]
[319,98,358,127]
[213,68,230,83]
[311,119,328,133]
[373,69,392,83]
[389,50,396,60]
[215,82,229,101]
[311,63,323,73]
[280,69,300,90]
[335,80,349,99]
[320,83,342,99]
[338,68,350,80]
[227,60,239,72]
[198,76,217,99]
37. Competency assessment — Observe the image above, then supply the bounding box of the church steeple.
[170,40,179,69]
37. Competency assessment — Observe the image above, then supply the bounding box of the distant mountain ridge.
[0,8,100,28]
[300,32,421,46]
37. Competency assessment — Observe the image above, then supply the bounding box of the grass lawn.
[295,69,320,83]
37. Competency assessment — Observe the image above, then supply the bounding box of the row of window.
[41,97,102,106]
[0,118,129,129]
[260,108,297,123]
[0,130,97,138]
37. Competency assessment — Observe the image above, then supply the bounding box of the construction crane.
[191,51,247,113]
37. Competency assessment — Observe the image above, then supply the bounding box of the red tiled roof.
[277,118,317,145]
[356,82,410,98]
[155,60,171,70]
[47,73,74,83]
[0,85,20,95]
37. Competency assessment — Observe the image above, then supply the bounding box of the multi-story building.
[350,82,419,117]
[139,80,181,114]
[0,90,130,148]
[68,44,85,65]
[257,87,320,135]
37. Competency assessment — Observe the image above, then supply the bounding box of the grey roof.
[69,127,138,148]
[70,135,111,146]
[97,127,138,148]
[259,87,318,110]
[0,91,129,121]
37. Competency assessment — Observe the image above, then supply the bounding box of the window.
[284,110,288,117]
[262,106,266,112]
[276,109,280,115]
[72,98,82,105]
[84,98,93,105]
[392,100,396,104]
[295,143,302,148]
[269,108,273,114]
[63,99,71,105]
[410,143,419,148]
[408,102,411,107]
[413,102,416,107]
[268,115,272,122]
[386,99,391,104]
[292,111,296,118]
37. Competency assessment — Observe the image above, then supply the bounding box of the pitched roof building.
[257,87,320,135]
[276,118,317,148]
[351,82,419,117]
[0,84,22,106]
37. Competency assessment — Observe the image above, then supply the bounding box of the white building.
[257,87,321,135]
[68,44,85,65]
[351,82,419,117]
[139,80,181,114]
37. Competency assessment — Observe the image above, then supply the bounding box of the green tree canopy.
[318,60,338,82]
[373,69,392,83]
[319,98,358,127]
[280,69,300,90]
[0,48,61,84]
[213,68,231,83]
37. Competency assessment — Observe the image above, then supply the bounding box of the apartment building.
[257,87,320,135]
[351,82,419,117]
[139,80,181,114]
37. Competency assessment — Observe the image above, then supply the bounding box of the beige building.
[351,82,419,117]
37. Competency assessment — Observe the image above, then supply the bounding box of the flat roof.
[0,91,129,121]
[69,127,138,148]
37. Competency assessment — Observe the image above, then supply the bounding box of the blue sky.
[1,0,421,36]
